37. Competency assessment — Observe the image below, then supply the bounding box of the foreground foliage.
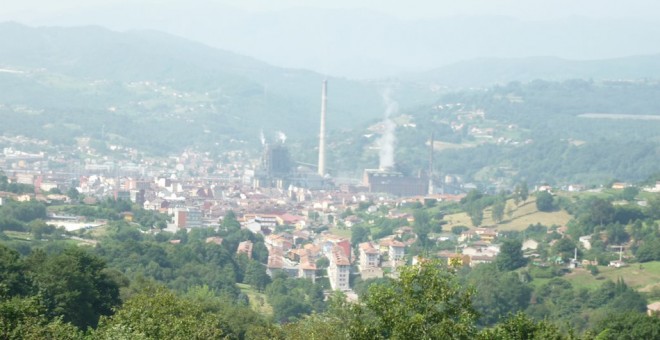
[1,235,660,339]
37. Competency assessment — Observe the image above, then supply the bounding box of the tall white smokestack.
[428,133,434,195]
[318,80,327,176]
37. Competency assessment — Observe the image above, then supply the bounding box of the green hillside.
[443,198,572,231]
[0,22,433,153]
[323,78,660,183]
[562,262,660,292]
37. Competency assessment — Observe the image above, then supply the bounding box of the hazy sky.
[2,0,659,20]
[3,0,659,78]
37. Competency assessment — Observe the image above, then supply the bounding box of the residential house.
[267,249,299,278]
[463,244,499,258]
[265,234,293,252]
[174,207,202,229]
[458,230,477,243]
[474,228,498,243]
[298,253,316,283]
[470,255,494,266]
[120,212,134,222]
[292,230,311,245]
[522,239,539,251]
[206,237,224,245]
[567,184,585,192]
[388,240,406,268]
[144,198,169,213]
[438,251,471,267]
[611,182,628,190]
[579,235,592,250]
[344,215,362,228]
[242,214,277,228]
[360,267,384,280]
[609,260,627,268]
[328,246,351,291]
[16,194,32,202]
[244,220,266,235]
[358,242,380,270]
[647,302,660,316]
[276,213,305,226]
[237,240,253,258]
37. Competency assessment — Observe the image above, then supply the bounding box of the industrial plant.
[252,80,331,191]
[252,80,431,197]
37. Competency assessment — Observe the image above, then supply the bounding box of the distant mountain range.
[5,3,660,79]
[412,55,660,87]
[1,21,660,154]
[0,22,409,152]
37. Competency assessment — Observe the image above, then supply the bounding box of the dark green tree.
[451,225,469,235]
[351,225,370,247]
[552,237,578,261]
[221,210,240,231]
[585,198,615,228]
[592,312,660,339]
[495,239,527,271]
[467,204,484,227]
[413,209,432,247]
[606,223,629,245]
[65,187,79,201]
[635,239,660,262]
[28,247,121,329]
[478,312,565,339]
[342,260,478,339]
[621,186,640,202]
[535,191,554,212]
[645,195,660,220]
[244,260,271,291]
[520,182,529,203]
[0,296,83,340]
[461,189,483,205]
[0,245,30,297]
[492,200,505,223]
[468,264,532,326]
[94,286,225,339]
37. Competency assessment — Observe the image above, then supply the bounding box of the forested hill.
[411,55,660,87]
[0,22,427,152]
[318,79,660,185]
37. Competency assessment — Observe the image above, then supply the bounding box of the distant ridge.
[411,55,660,87]
[0,22,398,147]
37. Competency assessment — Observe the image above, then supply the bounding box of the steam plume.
[277,131,287,144]
[377,89,398,169]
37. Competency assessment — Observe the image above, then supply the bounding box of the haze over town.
[1,1,660,338]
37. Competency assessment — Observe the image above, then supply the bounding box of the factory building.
[363,168,428,197]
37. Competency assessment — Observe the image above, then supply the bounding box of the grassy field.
[328,226,351,238]
[562,261,660,292]
[89,225,110,239]
[4,231,33,241]
[237,283,273,316]
[432,141,476,151]
[442,198,572,231]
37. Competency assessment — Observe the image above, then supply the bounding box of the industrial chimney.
[318,80,327,176]
[428,133,434,195]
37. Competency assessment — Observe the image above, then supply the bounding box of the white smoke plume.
[260,129,266,146]
[377,89,398,170]
[277,131,287,144]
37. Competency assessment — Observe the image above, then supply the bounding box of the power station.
[362,168,429,197]
[253,80,331,190]
[253,80,430,197]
